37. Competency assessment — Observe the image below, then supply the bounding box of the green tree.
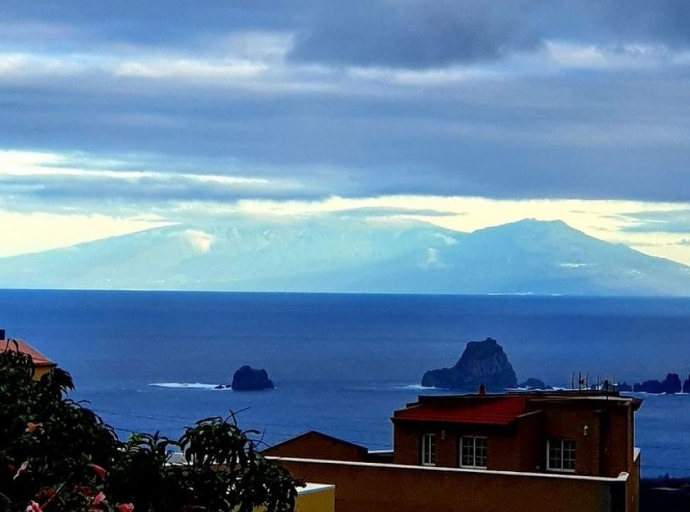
[0,345,299,512]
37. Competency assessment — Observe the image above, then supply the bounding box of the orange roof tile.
[1,339,56,367]
[393,396,528,426]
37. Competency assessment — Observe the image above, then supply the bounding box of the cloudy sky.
[1,0,690,264]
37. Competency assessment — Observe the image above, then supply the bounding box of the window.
[547,439,576,472]
[421,433,436,466]
[460,436,487,468]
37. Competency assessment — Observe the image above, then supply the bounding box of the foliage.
[0,345,299,512]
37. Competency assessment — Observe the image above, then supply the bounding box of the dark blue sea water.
[2,290,689,477]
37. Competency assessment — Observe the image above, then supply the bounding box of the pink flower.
[25,501,41,512]
[91,492,106,506]
[116,503,135,512]
[25,422,43,434]
[14,461,28,480]
[88,463,107,479]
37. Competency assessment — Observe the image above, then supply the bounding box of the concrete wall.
[271,457,630,512]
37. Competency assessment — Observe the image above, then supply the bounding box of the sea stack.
[421,337,518,391]
[231,365,275,391]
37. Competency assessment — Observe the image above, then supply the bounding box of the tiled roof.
[1,339,56,367]
[393,396,528,426]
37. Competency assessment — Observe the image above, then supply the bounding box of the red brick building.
[265,390,642,512]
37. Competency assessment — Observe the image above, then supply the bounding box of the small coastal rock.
[519,378,548,390]
[633,380,663,394]
[616,382,632,392]
[421,337,518,391]
[231,365,275,391]
[662,373,682,394]
[684,375,690,394]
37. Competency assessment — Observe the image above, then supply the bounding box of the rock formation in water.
[662,373,682,394]
[519,378,549,390]
[684,375,690,394]
[616,382,633,392]
[231,365,275,391]
[632,373,683,394]
[633,380,663,394]
[421,337,518,391]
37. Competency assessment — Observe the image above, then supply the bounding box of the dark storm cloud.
[5,0,690,67]
[289,0,542,68]
[288,0,690,68]
[3,0,690,206]
[0,172,319,205]
[2,62,690,203]
[585,0,690,47]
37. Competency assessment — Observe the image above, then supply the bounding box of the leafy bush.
[0,345,299,512]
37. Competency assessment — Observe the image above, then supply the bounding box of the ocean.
[1,289,689,477]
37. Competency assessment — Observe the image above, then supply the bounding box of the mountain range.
[1,217,689,295]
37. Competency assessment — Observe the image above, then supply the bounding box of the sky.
[1,0,690,264]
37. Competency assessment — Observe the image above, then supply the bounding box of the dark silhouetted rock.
[662,373,682,394]
[520,378,548,390]
[633,380,664,394]
[616,382,632,392]
[633,374,683,394]
[231,365,274,391]
[684,375,690,394]
[421,337,518,391]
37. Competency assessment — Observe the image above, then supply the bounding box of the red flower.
[25,501,41,512]
[88,463,107,479]
[116,503,134,512]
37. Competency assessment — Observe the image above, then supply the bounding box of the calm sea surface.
[1,290,689,477]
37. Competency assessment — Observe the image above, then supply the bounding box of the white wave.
[399,384,429,390]
[149,382,230,390]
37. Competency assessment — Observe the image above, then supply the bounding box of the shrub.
[0,345,299,512]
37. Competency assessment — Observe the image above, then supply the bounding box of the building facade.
[265,390,642,512]
[0,329,57,380]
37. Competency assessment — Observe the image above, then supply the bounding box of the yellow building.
[294,483,335,512]
[0,329,57,380]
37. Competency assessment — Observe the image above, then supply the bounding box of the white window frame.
[421,433,436,466]
[547,438,576,472]
[459,436,488,469]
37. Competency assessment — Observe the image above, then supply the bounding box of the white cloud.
[0,149,275,188]
[181,229,215,253]
[420,247,446,269]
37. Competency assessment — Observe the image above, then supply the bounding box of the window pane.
[548,439,575,471]
[422,434,436,465]
[460,437,487,468]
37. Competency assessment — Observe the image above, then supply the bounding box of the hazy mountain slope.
[348,219,690,295]
[1,217,689,295]
[0,216,461,291]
